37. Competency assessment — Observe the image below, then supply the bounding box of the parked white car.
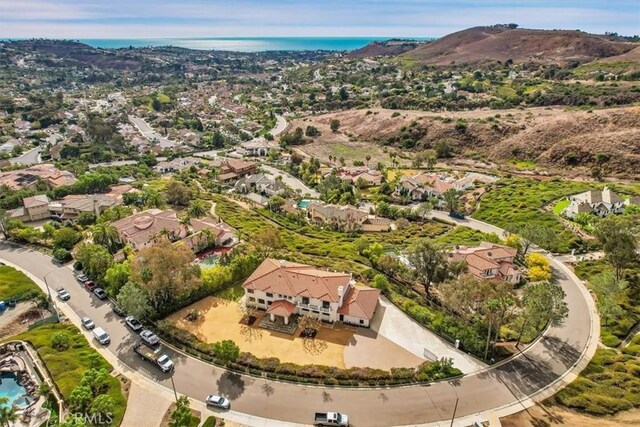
[125,316,143,332]
[206,395,230,409]
[81,317,95,330]
[140,330,160,346]
[57,288,70,301]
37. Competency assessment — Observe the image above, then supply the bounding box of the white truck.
[133,343,174,372]
[314,412,349,426]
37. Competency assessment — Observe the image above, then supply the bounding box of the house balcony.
[296,303,331,314]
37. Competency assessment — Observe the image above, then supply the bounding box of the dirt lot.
[501,403,640,427]
[168,297,422,369]
[0,302,50,340]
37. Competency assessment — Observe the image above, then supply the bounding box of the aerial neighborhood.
[0,14,638,427]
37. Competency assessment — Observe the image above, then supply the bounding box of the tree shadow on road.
[217,371,245,400]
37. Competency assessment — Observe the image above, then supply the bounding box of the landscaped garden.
[11,323,127,426]
[0,265,44,301]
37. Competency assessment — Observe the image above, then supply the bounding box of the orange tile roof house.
[307,202,392,232]
[447,242,523,284]
[112,209,236,252]
[212,158,257,183]
[242,259,381,327]
[0,164,76,190]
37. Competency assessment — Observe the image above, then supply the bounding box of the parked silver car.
[206,395,230,409]
[140,329,160,346]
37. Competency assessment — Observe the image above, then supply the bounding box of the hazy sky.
[2,0,639,38]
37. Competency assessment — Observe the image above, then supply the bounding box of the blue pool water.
[199,255,220,269]
[0,373,28,408]
[298,200,311,208]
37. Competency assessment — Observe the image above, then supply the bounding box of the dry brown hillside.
[400,27,636,66]
[288,107,640,178]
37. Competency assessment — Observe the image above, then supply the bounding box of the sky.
[1,0,639,39]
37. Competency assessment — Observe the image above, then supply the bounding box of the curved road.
[0,217,598,426]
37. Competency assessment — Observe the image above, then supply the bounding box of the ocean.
[67,37,432,52]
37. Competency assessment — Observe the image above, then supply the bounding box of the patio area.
[168,296,423,369]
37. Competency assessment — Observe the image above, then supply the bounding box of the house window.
[249,297,255,302]
[483,269,493,276]
[268,301,273,305]
[266,292,273,298]
[360,319,364,325]
[258,299,265,304]
[302,297,310,305]
[247,289,254,294]
[322,301,330,309]
[323,312,329,316]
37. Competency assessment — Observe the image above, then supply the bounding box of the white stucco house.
[563,187,625,219]
[242,259,380,327]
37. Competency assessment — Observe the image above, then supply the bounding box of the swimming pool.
[0,372,28,409]
[199,255,220,269]
[298,200,311,208]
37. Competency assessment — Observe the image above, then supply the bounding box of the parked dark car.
[112,305,126,317]
[449,210,466,220]
[84,281,97,292]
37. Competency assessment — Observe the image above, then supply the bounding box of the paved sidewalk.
[374,297,486,374]
[121,381,172,427]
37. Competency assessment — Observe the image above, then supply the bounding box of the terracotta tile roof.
[266,300,296,317]
[243,258,351,303]
[337,286,380,320]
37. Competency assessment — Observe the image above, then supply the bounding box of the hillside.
[399,26,637,66]
[287,106,640,178]
[348,39,427,58]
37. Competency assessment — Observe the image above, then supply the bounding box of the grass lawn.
[510,160,538,169]
[11,324,127,426]
[553,199,570,215]
[0,265,44,301]
[215,281,244,301]
[473,178,595,252]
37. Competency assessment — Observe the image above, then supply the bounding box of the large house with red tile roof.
[242,259,381,327]
[447,242,523,284]
[0,164,76,190]
[112,209,236,252]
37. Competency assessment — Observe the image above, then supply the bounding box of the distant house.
[242,258,381,327]
[396,172,496,201]
[236,138,279,157]
[447,242,522,285]
[563,187,625,219]
[154,156,201,174]
[307,202,392,232]
[111,209,235,252]
[212,158,257,183]
[330,167,383,187]
[8,195,51,222]
[234,173,286,196]
[49,194,118,220]
[0,164,76,190]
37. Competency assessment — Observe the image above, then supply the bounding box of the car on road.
[56,287,70,301]
[140,330,160,346]
[93,327,110,345]
[76,273,89,284]
[314,412,349,426]
[93,288,108,300]
[133,344,174,372]
[84,281,97,292]
[112,305,126,317]
[205,395,230,409]
[125,316,143,332]
[81,317,95,330]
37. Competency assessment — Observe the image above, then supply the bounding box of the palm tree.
[188,200,207,218]
[144,189,166,209]
[92,223,121,253]
[0,397,18,427]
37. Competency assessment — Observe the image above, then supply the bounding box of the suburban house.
[212,158,257,183]
[447,242,522,284]
[154,156,202,174]
[0,164,76,190]
[395,172,496,201]
[8,195,51,222]
[563,187,625,219]
[307,202,392,232]
[49,194,118,220]
[236,138,279,157]
[234,173,286,196]
[329,167,383,187]
[112,209,236,252]
[242,258,381,327]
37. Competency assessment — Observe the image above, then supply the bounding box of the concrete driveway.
[372,297,486,374]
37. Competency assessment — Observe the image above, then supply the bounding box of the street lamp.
[43,271,59,320]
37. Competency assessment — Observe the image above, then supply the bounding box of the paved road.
[0,218,598,427]
[271,114,288,137]
[9,146,42,166]
[129,116,177,149]
[261,164,320,198]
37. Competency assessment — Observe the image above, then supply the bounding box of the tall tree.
[516,281,568,346]
[0,209,11,239]
[165,180,192,206]
[407,241,450,297]
[589,271,627,326]
[169,396,193,427]
[131,240,201,313]
[442,189,460,212]
[187,200,207,218]
[594,216,639,281]
[253,228,283,259]
[0,397,18,427]
[91,223,121,253]
[116,282,152,318]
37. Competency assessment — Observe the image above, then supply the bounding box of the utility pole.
[43,272,58,320]
[170,374,178,401]
[450,397,459,427]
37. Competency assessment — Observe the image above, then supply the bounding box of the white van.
[93,327,110,345]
